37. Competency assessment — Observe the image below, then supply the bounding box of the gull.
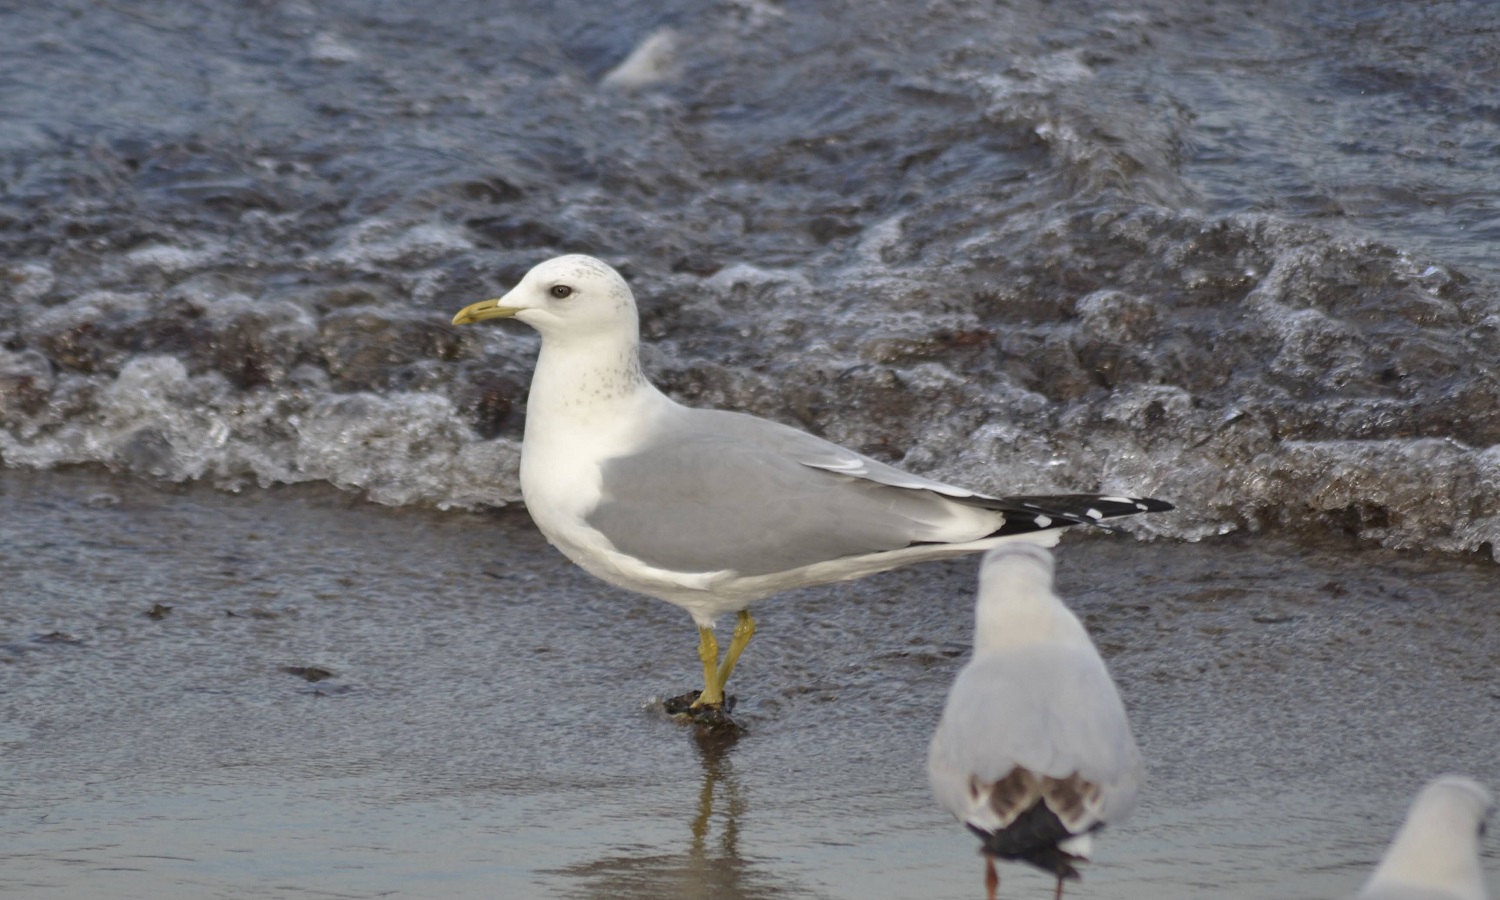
[1354,775,1493,900]
[451,255,1172,715]
[927,543,1141,900]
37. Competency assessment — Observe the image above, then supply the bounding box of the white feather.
[1355,775,1493,900]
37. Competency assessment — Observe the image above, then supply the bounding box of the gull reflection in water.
[554,726,820,900]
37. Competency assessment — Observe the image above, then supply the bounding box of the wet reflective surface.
[1,468,1495,897]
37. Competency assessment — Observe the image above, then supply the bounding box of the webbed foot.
[664,690,743,732]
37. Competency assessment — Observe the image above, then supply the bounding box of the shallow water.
[1,468,1495,898]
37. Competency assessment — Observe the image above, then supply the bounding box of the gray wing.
[712,410,989,497]
[586,407,989,576]
[929,647,1142,822]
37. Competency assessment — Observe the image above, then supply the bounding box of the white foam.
[601,28,679,89]
[309,32,361,64]
[0,355,525,510]
[326,221,475,267]
[125,244,216,273]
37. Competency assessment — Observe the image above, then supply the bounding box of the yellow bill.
[451,298,520,325]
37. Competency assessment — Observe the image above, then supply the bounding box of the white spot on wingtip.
[1085,508,1104,519]
[1033,514,1052,528]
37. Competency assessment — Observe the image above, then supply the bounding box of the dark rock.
[197,307,319,389]
[0,349,53,419]
[456,177,524,205]
[314,282,408,311]
[453,367,525,439]
[807,215,862,244]
[318,308,469,391]
[464,215,567,250]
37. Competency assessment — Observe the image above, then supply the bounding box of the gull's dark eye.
[549,284,574,299]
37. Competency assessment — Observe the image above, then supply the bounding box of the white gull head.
[452,254,639,345]
[972,543,1091,655]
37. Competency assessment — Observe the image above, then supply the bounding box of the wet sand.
[1,467,1495,899]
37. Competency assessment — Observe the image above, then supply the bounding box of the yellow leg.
[714,610,756,691]
[692,625,724,708]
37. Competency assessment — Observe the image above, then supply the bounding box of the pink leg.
[1053,876,1064,900]
[984,858,998,900]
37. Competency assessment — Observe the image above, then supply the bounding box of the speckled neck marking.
[562,346,647,408]
[527,331,651,421]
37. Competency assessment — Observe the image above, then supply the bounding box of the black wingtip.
[976,493,1174,535]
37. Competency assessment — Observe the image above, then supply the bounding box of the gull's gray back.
[587,406,993,575]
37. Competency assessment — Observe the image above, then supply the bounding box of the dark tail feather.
[1016,847,1082,882]
[967,801,1092,880]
